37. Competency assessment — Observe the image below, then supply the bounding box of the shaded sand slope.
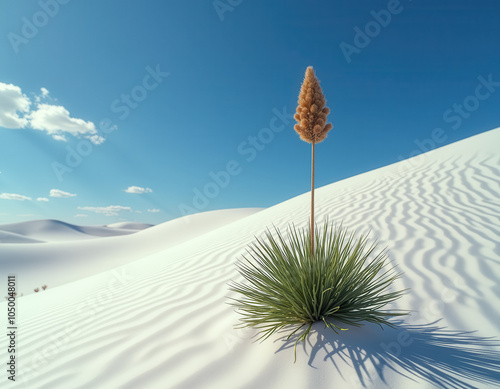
[0,230,44,244]
[0,208,262,294]
[2,128,500,389]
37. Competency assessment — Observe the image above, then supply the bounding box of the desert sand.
[1,128,499,388]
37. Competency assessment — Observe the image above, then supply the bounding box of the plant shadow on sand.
[275,319,500,388]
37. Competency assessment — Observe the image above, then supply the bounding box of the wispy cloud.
[0,82,31,129]
[87,134,105,145]
[34,87,51,103]
[37,197,49,202]
[124,186,152,194]
[52,134,67,142]
[0,193,32,201]
[74,214,88,218]
[77,205,132,216]
[50,189,76,198]
[147,209,160,213]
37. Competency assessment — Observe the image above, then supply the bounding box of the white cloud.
[29,104,102,144]
[0,82,31,129]
[50,189,76,198]
[74,214,88,218]
[124,186,153,194]
[34,88,50,103]
[1,82,107,145]
[52,134,67,142]
[88,134,105,145]
[0,193,32,201]
[77,205,132,217]
[37,197,49,202]
[147,209,160,213]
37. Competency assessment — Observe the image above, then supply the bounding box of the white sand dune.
[0,219,143,243]
[1,129,500,388]
[0,208,262,295]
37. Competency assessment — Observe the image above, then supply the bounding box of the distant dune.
[105,221,154,230]
[0,219,143,242]
[1,129,499,389]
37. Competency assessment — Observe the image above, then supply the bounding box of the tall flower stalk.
[293,67,333,254]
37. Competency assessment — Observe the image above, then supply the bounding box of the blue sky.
[1,0,499,225]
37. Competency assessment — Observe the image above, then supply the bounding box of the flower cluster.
[294,66,333,143]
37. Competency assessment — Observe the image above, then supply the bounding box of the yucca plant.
[229,66,408,360]
[229,222,407,360]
